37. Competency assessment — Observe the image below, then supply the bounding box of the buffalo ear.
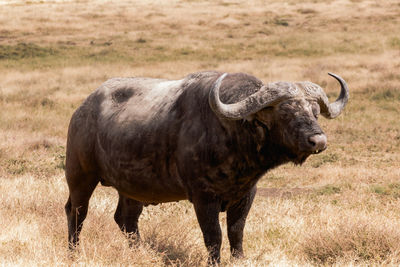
[254,109,274,130]
[244,114,255,122]
[251,118,268,151]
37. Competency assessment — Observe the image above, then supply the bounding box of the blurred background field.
[0,0,400,266]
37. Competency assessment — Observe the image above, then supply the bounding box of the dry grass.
[300,211,400,265]
[1,0,400,266]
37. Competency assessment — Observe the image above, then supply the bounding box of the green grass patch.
[0,42,58,60]
[273,18,289,27]
[316,184,341,195]
[371,183,400,198]
[264,227,286,245]
[383,72,400,81]
[1,144,66,178]
[370,89,400,101]
[297,8,317,14]
[0,42,135,69]
[56,150,66,170]
[311,153,339,168]
[6,158,29,175]
[84,48,130,63]
[388,37,400,49]
[372,185,388,195]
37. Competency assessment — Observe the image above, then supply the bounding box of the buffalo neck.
[228,119,291,175]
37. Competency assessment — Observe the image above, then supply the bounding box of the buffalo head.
[209,73,349,164]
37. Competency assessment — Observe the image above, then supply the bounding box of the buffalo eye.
[312,103,320,119]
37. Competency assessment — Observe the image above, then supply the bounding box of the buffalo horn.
[209,73,299,120]
[318,73,349,119]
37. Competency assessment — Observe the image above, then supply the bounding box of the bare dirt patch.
[257,187,312,198]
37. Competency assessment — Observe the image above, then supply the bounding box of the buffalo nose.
[308,134,327,153]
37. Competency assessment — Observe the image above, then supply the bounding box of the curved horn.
[318,72,349,119]
[209,73,299,120]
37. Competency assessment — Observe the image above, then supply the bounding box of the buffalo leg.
[65,171,98,250]
[226,186,256,258]
[114,193,143,246]
[193,192,222,265]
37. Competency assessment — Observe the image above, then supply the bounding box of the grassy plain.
[1,0,400,266]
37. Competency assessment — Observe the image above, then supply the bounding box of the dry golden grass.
[1,0,400,266]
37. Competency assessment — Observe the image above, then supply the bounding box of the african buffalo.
[65,71,349,264]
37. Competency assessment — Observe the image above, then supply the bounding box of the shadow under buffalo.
[138,218,206,266]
